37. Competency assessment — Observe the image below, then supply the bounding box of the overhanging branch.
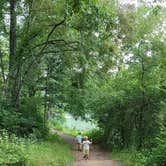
[22,19,66,78]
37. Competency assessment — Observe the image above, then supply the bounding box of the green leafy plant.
[0,130,27,165]
[85,129,104,145]
[147,131,166,166]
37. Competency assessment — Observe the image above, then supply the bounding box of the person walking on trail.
[76,132,83,151]
[82,136,92,160]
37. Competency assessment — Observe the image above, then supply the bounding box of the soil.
[52,129,120,166]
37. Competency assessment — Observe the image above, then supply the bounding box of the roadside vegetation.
[0,130,74,166]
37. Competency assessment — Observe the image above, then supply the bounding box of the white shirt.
[82,140,91,150]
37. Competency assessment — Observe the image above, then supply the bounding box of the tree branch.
[22,19,66,79]
[32,39,79,50]
[42,49,78,55]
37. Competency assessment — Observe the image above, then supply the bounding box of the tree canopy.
[0,1,165,164]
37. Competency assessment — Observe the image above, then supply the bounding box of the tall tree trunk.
[9,0,18,106]
[10,0,16,61]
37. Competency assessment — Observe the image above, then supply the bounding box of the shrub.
[111,150,148,166]
[85,129,104,145]
[0,130,27,165]
[147,131,166,166]
[0,97,48,138]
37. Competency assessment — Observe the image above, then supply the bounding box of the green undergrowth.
[110,130,166,166]
[0,130,27,165]
[0,130,74,166]
[55,125,77,137]
[110,150,148,166]
[26,134,74,166]
[84,129,104,145]
[50,121,78,137]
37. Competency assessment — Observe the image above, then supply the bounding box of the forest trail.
[52,129,119,166]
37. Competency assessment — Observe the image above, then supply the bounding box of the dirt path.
[52,130,119,166]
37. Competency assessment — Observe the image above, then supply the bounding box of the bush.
[85,129,104,145]
[0,130,74,166]
[147,131,166,166]
[0,97,48,138]
[18,97,48,137]
[111,150,148,166]
[0,130,27,165]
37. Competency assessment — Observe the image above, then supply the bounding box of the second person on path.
[82,136,92,160]
[76,132,83,151]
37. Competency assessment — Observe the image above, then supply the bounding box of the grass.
[60,127,78,137]
[110,150,147,166]
[26,134,74,166]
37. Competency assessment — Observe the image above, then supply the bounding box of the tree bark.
[9,0,18,106]
[9,0,16,61]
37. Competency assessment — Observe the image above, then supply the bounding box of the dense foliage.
[0,0,165,165]
[0,130,27,165]
[83,6,166,150]
[0,130,73,165]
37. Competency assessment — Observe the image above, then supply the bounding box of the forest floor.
[52,129,120,166]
